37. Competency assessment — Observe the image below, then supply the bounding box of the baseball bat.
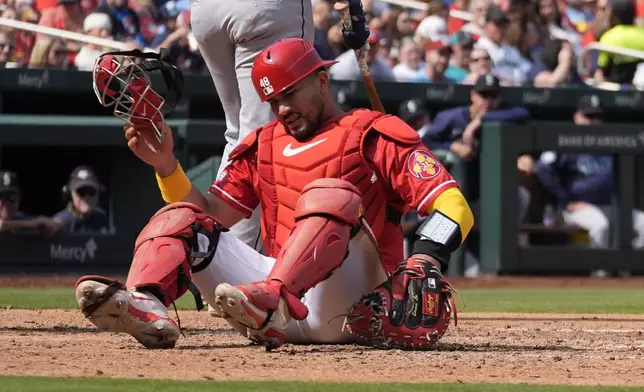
[334,1,386,114]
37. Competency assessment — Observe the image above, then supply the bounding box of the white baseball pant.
[190,0,314,253]
[191,229,388,344]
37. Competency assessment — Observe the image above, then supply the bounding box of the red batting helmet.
[251,38,338,102]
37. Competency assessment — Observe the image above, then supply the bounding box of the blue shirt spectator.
[535,95,612,206]
[423,75,530,151]
[422,74,530,201]
[94,0,144,45]
[409,40,456,84]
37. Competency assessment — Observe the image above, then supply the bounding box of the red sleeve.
[365,134,459,216]
[208,150,259,218]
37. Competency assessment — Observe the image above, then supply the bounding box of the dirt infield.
[3,274,644,289]
[1,276,643,386]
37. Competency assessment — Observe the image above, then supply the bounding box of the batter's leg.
[189,3,240,166]
[562,204,610,248]
[223,0,314,253]
[190,0,263,252]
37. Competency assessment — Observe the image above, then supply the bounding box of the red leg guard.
[266,178,365,319]
[125,202,223,307]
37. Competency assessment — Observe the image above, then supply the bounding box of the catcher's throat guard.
[92,48,184,143]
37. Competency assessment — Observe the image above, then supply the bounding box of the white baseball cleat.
[74,278,181,349]
[207,301,250,338]
[213,282,294,350]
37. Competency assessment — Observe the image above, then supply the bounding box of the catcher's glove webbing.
[344,257,458,349]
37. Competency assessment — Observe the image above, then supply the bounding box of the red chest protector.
[230,110,387,257]
[229,109,417,271]
[258,109,390,255]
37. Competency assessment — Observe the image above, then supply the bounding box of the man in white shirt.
[74,13,113,72]
[474,5,532,85]
[392,37,424,82]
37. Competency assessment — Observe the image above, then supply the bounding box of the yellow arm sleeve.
[156,161,193,203]
[426,187,474,243]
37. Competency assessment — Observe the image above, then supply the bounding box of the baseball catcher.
[75,38,474,350]
[189,0,371,252]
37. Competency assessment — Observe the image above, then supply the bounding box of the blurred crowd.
[0,0,643,88]
[317,0,644,88]
[0,0,201,71]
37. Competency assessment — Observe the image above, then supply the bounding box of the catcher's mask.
[92,48,184,143]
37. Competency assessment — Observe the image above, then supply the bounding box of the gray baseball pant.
[190,0,314,252]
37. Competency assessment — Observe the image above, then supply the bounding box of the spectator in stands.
[518,19,543,63]
[28,36,68,68]
[409,39,455,83]
[565,0,597,34]
[415,14,449,50]
[0,31,16,68]
[536,0,582,52]
[446,31,475,82]
[143,0,186,49]
[74,12,113,72]
[475,4,532,85]
[150,9,203,72]
[392,37,424,81]
[35,0,85,66]
[532,38,584,87]
[462,0,490,37]
[94,0,144,46]
[447,0,472,35]
[534,94,644,276]
[462,46,494,84]
[399,98,431,137]
[313,0,339,61]
[395,10,416,42]
[53,166,110,234]
[329,28,395,82]
[594,0,644,85]
[422,74,531,217]
[326,21,347,59]
[2,0,38,67]
[0,170,58,235]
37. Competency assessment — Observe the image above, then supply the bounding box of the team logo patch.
[422,292,439,317]
[407,149,441,180]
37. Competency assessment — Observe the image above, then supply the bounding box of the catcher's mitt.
[344,257,458,349]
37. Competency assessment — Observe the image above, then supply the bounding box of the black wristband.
[411,239,450,273]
